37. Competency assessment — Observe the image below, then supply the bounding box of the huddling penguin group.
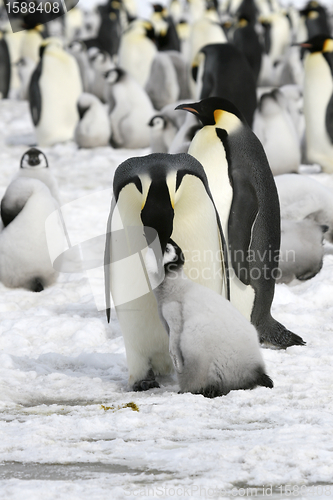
[0,0,333,397]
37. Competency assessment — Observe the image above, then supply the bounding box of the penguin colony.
[0,0,333,396]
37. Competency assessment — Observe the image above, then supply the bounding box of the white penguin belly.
[304,53,333,172]
[188,127,255,320]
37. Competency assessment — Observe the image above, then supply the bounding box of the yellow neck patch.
[323,39,333,53]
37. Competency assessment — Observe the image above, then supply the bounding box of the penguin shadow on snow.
[144,235,273,398]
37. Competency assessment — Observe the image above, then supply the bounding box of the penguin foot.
[255,371,274,389]
[132,369,160,392]
[31,278,44,293]
[259,319,306,349]
[201,385,226,398]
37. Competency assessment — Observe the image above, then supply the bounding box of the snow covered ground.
[0,95,333,500]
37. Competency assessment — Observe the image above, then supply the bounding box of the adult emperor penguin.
[145,238,273,397]
[176,97,305,348]
[0,32,10,99]
[0,178,63,292]
[104,152,229,390]
[29,38,82,147]
[193,43,257,127]
[299,35,333,173]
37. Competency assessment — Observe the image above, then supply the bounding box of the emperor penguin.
[193,43,257,127]
[0,32,10,99]
[104,152,229,390]
[176,97,305,348]
[145,238,273,397]
[274,173,333,244]
[11,147,60,205]
[0,178,63,292]
[299,35,333,173]
[278,218,327,285]
[29,39,83,147]
[145,51,180,110]
[104,67,155,149]
[253,88,301,175]
[118,19,157,88]
[75,92,111,148]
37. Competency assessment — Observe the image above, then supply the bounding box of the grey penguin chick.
[278,218,327,284]
[0,177,64,291]
[145,238,274,398]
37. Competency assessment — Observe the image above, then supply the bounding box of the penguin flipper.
[325,92,333,144]
[162,301,185,373]
[227,170,259,286]
[29,61,42,126]
[104,197,116,323]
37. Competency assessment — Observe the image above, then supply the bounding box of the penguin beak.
[175,104,199,115]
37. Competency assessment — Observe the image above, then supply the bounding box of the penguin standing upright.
[104,152,229,390]
[104,67,155,149]
[193,43,257,127]
[0,32,10,99]
[299,35,333,173]
[176,97,305,348]
[29,39,82,146]
[145,238,273,398]
[75,92,111,148]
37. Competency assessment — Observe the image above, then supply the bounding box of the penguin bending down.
[29,39,82,146]
[0,178,62,291]
[299,35,333,173]
[176,97,305,348]
[278,219,326,285]
[104,152,229,390]
[144,238,274,398]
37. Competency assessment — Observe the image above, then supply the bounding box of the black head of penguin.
[162,239,185,275]
[298,34,333,53]
[20,148,48,169]
[176,96,245,127]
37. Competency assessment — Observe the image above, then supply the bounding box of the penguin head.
[176,97,245,132]
[163,239,185,275]
[298,35,333,53]
[104,67,125,84]
[20,148,48,170]
[148,115,167,130]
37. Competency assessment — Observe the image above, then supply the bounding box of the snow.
[1,2,333,499]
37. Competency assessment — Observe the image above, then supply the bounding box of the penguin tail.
[258,317,306,349]
[256,371,274,389]
[31,278,44,293]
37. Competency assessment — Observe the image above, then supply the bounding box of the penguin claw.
[132,369,160,391]
[259,320,306,349]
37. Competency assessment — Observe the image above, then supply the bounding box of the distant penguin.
[232,15,263,84]
[148,100,190,153]
[88,48,114,102]
[104,152,229,390]
[299,35,333,173]
[118,19,157,88]
[193,43,257,127]
[75,92,111,148]
[145,238,273,397]
[278,218,327,284]
[299,1,331,40]
[168,112,202,154]
[95,1,122,58]
[274,173,333,243]
[145,52,180,110]
[0,178,63,292]
[150,3,181,52]
[0,32,10,99]
[68,40,95,93]
[104,67,155,149]
[16,56,36,100]
[20,25,44,64]
[29,39,83,146]
[12,147,60,205]
[176,97,305,348]
[253,88,301,175]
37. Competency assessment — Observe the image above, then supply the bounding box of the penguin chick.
[104,67,155,149]
[275,173,333,243]
[278,218,326,284]
[253,88,301,175]
[12,147,60,206]
[75,92,111,148]
[145,239,274,398]
[0,178,63,291]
